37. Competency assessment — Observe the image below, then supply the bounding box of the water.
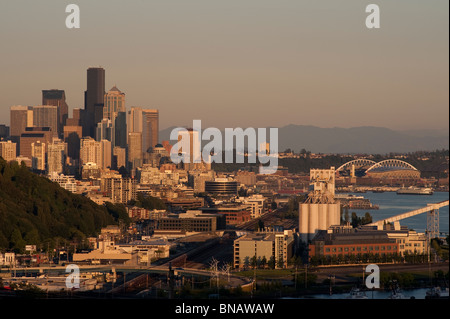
[307,288,431,299]
[345,191,449,234]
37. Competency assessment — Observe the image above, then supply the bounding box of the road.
[313,262,449,283]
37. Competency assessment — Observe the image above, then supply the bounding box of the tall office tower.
[10,105,33,151]
[127,132,142,172]
[113,146,126,170]
[33,105,59,138]
[20,127,52,160]
[84,67,105,138]
[0,125,9,139]
[103,86,125,121]
[142,109,159,153]
[63,125,82,161]
[42,89,69,135]
[31,141,46,172]
[47,138,66,174]
[0,141,17,162]
[96,118,114,143]
[66,108,82,126]
[128,107,159,155]
[114,111,127,148]
[100,139,112,170]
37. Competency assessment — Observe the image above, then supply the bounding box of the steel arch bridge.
[336,159,377,172]
[365,159,418,173]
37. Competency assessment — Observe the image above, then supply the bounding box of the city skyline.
[0,0,448,132]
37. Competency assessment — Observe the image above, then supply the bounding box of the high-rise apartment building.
[84,67,105,138]
[33,105,59,138]
[47,138,66,174]
[80,137,111,170]
[42,89,69,134]
[0,141,17,162]
[80,137,102,166]
[100,172,137,204]
[31,141,46,172]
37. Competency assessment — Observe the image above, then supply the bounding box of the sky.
[0,0,448,132]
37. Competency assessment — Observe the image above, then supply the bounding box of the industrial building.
[299,167,341,242]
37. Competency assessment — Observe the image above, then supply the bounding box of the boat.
[425,287,449,299]
[346,287,368,299]
[387,281,408,299]
[396,186,433,195]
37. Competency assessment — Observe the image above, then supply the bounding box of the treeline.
[0,158,127,253]
[211,149,449,177]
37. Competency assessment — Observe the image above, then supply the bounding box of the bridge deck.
[367,200,449,226]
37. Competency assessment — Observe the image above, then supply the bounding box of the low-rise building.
[0,252,16,267]
[233,230,295,269]
[157,210,225,232]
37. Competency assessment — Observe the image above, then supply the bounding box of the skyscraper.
[47,138,66,174]
[80,136,111,170]
[0,141,17,162]
[142,109,159,153]
[127,132,142,172]
[114,111,127,149]
[31,140,46,172]
[42,89,69,135]
[128,107,159,155]
[103,86,125,121]
[19,127,52,160]
[33,105,59,138]
[10,105,33,152]
[84,67,105,138]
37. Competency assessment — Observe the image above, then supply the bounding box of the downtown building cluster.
[0,67,437,271]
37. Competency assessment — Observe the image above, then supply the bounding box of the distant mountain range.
[159,124,449,154]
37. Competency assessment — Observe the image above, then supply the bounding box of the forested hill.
[0,158,121,253]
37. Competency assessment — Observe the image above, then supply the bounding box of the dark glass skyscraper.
[83,67,105,138]
[42,89,69,137]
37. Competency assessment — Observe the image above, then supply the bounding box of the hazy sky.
[0,0,448,131]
